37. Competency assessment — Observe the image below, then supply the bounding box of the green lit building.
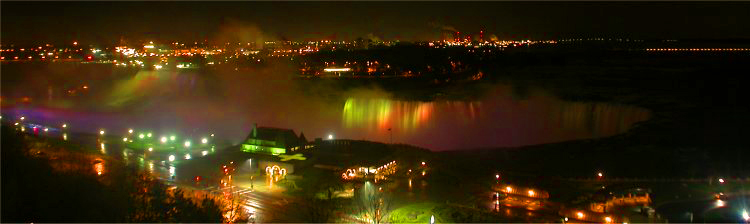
[241,124,307,155]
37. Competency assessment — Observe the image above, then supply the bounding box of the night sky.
[2,2,749,45]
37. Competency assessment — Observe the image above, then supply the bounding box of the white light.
[202,151,208,156]
[147,133,152,138]
[154,65,163,69]
[742,210,749,221]
[719,178,725,183]
[168,155,175,162]
[161,137,167,143]
[328,134,333,140]
[202,138,208,144]
[184,141,191,147]
[123,137,128,142]
[62,124,67,128]
[716,199,725,207]
[128,129,133,134]
[139,134,145,139]
[20,116,25,120]
[185,154,191,160]
[43,128,48,132]
[148,147,153,152]
[170,135,176,141]
[324,68,351,72]
[100,130,105,135]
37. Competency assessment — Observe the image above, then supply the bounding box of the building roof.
[244,124,304,147]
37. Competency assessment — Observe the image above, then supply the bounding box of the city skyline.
[3,2,750,45]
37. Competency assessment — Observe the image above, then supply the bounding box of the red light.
[86,56,93,60]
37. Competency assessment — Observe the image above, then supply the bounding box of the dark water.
[1,62,650,151]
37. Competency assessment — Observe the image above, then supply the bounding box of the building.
[241,124,307,155]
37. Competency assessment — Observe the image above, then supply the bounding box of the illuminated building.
[241,124,307,155]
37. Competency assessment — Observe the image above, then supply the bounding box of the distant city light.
[161,137,167,143]
[742,210,749,221]
[202,151,208,156]
[100,130,105,135]
[139,134,145,139]
[328,134,333,140]
[719,178,725,183]
[148,147,153,152]
[20,116,25,120]
[43,128,48,132]
[577,212,584,219]
[716,199,725,207]
[184,141,191,147]
[123,137,128,142]
[128,129,133,134]
[170,135,176,141]
[147,133,152,138]
[185,154,191,160]
[324,68,351,72]
[598,172,603,177]
[604,216,612,223]
[62,123,67,128]
[202,138,208,144]
[168,155,175,162]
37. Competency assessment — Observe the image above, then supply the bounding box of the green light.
[139,134,145,139]
[147,133,152,138]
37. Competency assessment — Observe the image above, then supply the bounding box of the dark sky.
[2,2,749,45]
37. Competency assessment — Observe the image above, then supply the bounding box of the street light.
[202,138,208,144]
[328,134,333,140]
[168,155,175,162]
[100,130,105,135]
[184,141,191,147]
[719,178,725,184]
[128,129,133,134]
[604,216,612,223]
[161,137,167,143]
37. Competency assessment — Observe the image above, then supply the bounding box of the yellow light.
[123,137,128,142]
[161,137,167,143]
[100,130,105,135]
[577,212,584,219]
[148,147,153,152]
[528,190,535,197]
[202,138,208,144]
[604,217,612,223]
[506,186,512,192]
[62,123,67,128]
[128,129,133,134]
